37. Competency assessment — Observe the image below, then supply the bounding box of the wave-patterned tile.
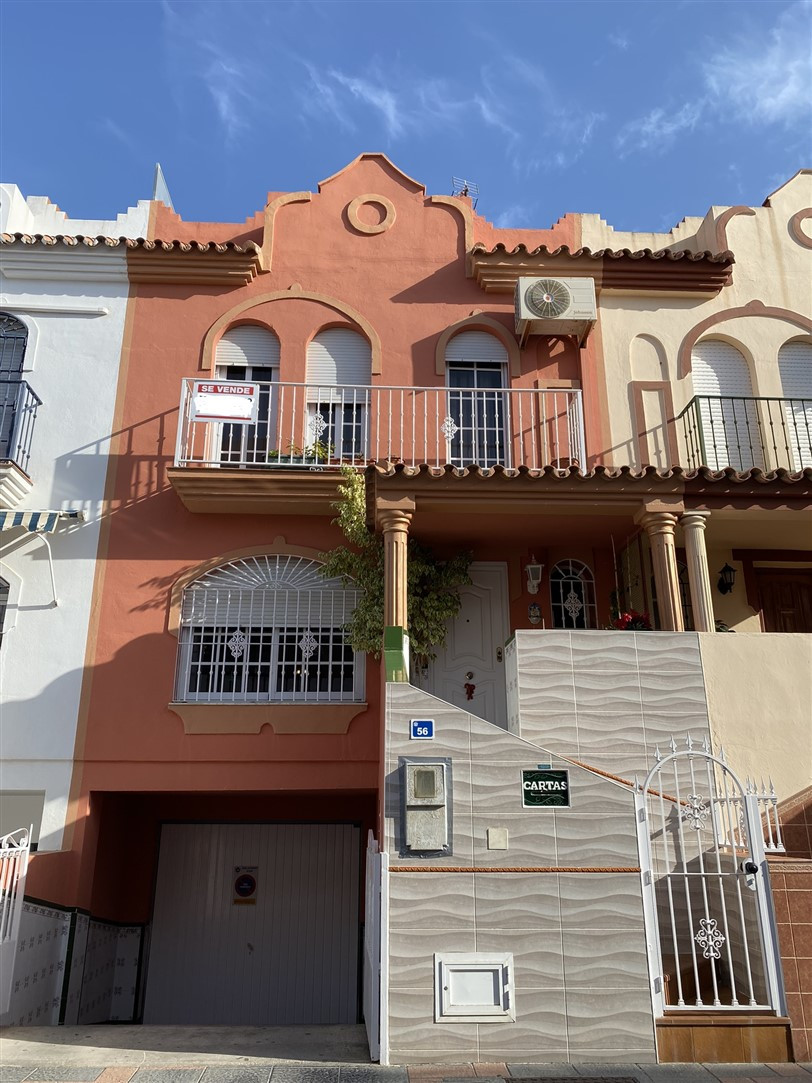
[558,873,644,929]
[638,671,708,714]
[387,990,477,1052]
[474,873,560,928]
[575,712,645,755]
[389,872,475,930]
[478,991,569,1053]
[634,630,701,666]
[389,929,475,991]
[467,725,559,762]
[571,632,638,671]
[553,813,638,866]
[564,989,655,1050]
[643,712,711,747]
[568,753,648,781]
[573,671,643,713]
[561,927,649,988]
[472,813,560,867]
[517,630,572,666]
[568,1047,656,1064]
[475,928,565,987]
[557,774,636,816]
[471,764,539,812]
[519,714,579,752]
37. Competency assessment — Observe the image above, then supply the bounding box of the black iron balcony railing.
[0,380,41,476]
[678,395,812,472]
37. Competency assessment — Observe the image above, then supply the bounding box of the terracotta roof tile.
[470,241,734,263]
[367,461,812,484]
[1,232,260,254]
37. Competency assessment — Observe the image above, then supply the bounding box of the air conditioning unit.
[514,277,597,347]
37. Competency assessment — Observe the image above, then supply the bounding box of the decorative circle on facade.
[347,195,396,235]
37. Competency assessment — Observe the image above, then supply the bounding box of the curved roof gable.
[318,153,425,194]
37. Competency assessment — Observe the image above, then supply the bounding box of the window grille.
[0,314,27,461]
[550,559,597,629]
[175,555,364,703]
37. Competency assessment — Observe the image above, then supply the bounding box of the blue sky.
[2,0,810,233]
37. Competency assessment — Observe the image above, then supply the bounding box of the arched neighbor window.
[550,560,597,629]
[305,329,372,461]
[778,341,812,470]
[214,325,280,465]
[175,555,364,703]
[0,575,9,648]
[690,340,762,470]
[0,314,28,460]
[445,331,508,467]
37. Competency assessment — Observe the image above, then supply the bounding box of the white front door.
[428,562,509,727]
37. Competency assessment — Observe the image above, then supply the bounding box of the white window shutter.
[445,330,508,365]
[691,340,754,396]
[691,340,761,470]
[778,342,812,469]
[306,329,371,386]
[215,326,280,368]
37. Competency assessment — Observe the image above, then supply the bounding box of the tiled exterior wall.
[506,630,712,779]
[384,683,656,1065]
[0,902,70,1026]
[0,904,143,1028]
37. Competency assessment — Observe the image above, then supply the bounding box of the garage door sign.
[233,865,258,905]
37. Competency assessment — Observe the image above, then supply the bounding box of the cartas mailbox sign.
[521,769,570,808]
[190,381,259,424]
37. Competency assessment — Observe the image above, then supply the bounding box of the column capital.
[378,508,413,533]
[635,508,680,535]
[680,510,711,530]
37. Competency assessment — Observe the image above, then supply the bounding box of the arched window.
[444,331,509,467]
[0,575,9,648]
[214,325,280,465]
[305,329,372,461]
[778,341,812,470]
[550,560,597,629]
[690,340,762,470]
[175,555,363,703]
[0,314,28,461]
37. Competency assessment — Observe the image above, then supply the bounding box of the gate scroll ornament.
[634,736,786,1017]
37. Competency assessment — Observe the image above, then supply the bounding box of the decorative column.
[681,510,715,632]
[379,506,413,630]
[637,509,685,631]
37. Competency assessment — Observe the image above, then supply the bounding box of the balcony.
[169,379,585,513]
[678,395,812,473]
[0,379,41,508]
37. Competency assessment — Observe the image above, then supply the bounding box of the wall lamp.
[526,557,544,595]
[717,563,737,595]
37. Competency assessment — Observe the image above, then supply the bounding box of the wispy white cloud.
[330,71,405,139]
[493,203,534,228]
[301,63,357,132]
[701,0,812,127]
[98,117,139,155]
[615,100,704,156]
[609,32,630,51]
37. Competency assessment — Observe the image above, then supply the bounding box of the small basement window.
[435,952,515,1023]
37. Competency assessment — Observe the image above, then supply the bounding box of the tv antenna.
[451,177,479,209]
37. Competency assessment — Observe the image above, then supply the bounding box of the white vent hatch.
[514,276,597,347]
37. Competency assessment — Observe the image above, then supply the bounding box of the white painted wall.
[0,183,151,238]
[0,190,146,850]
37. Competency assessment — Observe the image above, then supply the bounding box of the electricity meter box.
[400,757,452,855]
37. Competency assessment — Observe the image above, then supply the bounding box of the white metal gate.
[363,831,389,1063]
[635,739,786,1017]
[0,826,31,1015]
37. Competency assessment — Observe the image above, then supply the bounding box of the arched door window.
[214,325,280,464]
[306,329,371,461]
[777,341,812,470]
[550,560,597,629]
[691,340,762,470]
[175,555,364,703]
[0,314,28,460]
[445,331,509,467]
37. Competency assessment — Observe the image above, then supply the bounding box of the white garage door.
[143,823,360,1024]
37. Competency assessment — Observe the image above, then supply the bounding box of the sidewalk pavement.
[1,1061,811,1083]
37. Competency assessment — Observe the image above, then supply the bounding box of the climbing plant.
[319,468,471,667]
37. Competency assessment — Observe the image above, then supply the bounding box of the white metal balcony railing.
[678,395,812,472]
[174,380,586,471]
